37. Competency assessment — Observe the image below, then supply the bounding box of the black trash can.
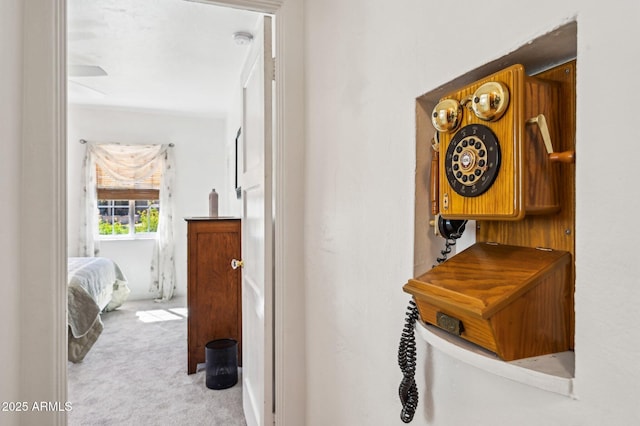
[205,339,238,390]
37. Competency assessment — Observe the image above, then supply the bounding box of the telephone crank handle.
[527,115,576,164]
[549,150,575,163]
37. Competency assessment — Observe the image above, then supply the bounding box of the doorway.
[66,0,266,421]
[30,0,305,424]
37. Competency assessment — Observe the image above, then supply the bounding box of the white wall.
[67,105,230,299]
[0,2,22,424]
[304,1,640,425]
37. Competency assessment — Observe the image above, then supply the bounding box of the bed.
[67,257,131,363]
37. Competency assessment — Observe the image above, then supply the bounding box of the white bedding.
[67,257,130,362]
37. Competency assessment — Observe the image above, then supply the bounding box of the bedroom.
[65,0,261,419]
[67,0,260,299]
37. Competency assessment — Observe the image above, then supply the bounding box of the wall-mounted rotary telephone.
[398,62,576,423]
[431,63,573,222]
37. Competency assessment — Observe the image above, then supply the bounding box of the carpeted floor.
[67,297,246,426]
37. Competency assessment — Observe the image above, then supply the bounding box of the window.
[96,160,161,238]
[98,199,159,236]
[80,142,176,299]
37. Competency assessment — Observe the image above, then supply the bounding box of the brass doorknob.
[231,259,244,269]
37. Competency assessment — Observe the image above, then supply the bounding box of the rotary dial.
[444,124,501,197]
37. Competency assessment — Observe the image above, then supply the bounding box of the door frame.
[30,0,305,424]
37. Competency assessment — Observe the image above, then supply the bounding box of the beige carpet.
[67,296,246,426]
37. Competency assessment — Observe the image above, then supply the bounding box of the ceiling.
[67,0,261,115]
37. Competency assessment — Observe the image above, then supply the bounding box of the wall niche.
[410,21,577,396]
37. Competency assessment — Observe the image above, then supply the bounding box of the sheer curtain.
[79,142,176,301]
[150,147,176,301]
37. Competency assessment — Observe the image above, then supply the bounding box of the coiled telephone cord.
[398,221,466,422]
[398,300,419,423]
[435,220,467,265]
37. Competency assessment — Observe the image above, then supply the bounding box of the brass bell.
[431,99,462,132]
[471,81,510,121]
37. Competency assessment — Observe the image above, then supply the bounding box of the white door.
[239,15,274,426]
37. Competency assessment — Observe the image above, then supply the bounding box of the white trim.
[271,3,307,425]
[416,322,575,398]
[55,1,68,422]
[184,0,281,13]
[23,0,67,424]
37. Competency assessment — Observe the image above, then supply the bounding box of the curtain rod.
[79,139,175,147]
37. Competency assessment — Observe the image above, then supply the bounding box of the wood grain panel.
[414,301,498,353]
[438,65,524,219]
[477,61,575,252]
[477,60,576,347]
[404,242,572,360]
[407,243,570,318]
[437,63,566,221]
[491,264,572,361]
[186,218,242,374]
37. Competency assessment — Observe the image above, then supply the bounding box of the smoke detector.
[233,32,253,45]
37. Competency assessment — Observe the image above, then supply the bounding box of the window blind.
[96,163,161,200]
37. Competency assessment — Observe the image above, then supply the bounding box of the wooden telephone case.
[405,61,576,361]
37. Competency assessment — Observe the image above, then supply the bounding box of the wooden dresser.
[185,217,241,374]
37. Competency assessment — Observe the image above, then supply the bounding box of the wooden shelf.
[416,321,575,397]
